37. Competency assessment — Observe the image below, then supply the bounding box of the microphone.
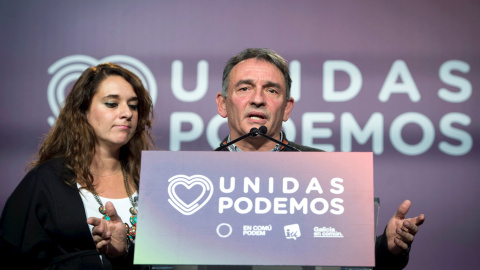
[257,126,301,152]
[259,125,267,135]
[215,127,260,151]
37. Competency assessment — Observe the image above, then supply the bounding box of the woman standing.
[0,63,154,269]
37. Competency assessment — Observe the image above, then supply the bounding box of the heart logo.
[168,175,214,215]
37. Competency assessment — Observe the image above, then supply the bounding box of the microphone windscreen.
[259,126,268,134]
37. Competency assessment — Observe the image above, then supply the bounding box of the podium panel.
[135,152,374,267]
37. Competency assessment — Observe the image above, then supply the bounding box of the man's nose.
[250,88,266,106]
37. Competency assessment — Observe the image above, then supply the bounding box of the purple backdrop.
[1,0,479,269]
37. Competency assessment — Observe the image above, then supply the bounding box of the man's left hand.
[386,200,425,255]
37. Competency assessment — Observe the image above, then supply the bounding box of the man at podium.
[212,48,425,270]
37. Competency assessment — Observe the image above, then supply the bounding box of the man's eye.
[105,102,117,108]
[239,87,248,91]
[268,89,278,94]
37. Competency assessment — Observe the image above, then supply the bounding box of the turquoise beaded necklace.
[91,165,137,241]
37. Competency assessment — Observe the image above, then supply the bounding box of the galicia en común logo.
[314,226,344,238]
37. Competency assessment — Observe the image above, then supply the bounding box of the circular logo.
[46,55,157,126]
[216,223,233,238]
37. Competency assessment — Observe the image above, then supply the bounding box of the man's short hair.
[221,48,292,100]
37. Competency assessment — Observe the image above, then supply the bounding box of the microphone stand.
[257,131,301,152]
[214,128,259,151]
[215,126,301,152]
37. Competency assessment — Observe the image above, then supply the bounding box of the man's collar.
[225,131,286,152]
